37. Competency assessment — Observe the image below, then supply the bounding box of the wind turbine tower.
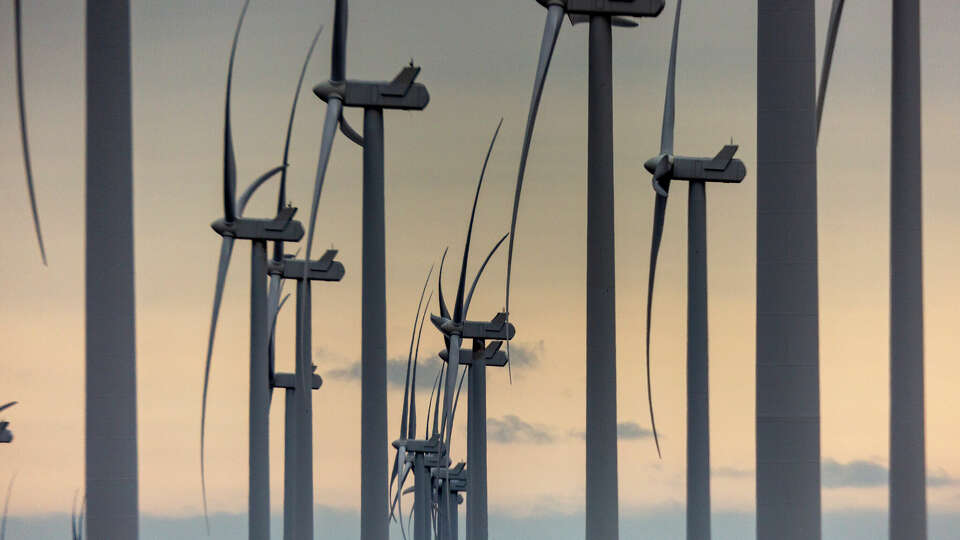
[890,0,926,537]
[85,2,139,538]
[756,1,821,538]
[506,3,665,537]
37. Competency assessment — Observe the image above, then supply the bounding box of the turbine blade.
[660,0,682,155]
[331,0,348,82]
[431,363,445,439]
[14,0,46,265]
[505,3,564,348]
[223,0,252,223]
[437,248,450,320]
[280,23,324,213]
[409,291,434,438]
[454,119,504,322]
[402,266,435,441]
[303,98,342,269]
[238,165,286,215]
[71,490,79,540]
[645,193,669,459]
[463,232,509,319]
[1,475,14,540]
[0,403,15,414]
[339,113,364,146]
[425,364,442,439]
[200,236,236,531]
[78,495,86,540]
[817,0,846,140]
[446,368,467,448]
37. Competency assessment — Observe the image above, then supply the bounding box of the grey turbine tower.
[642,2,746,539]
[307,1,429,538]
[201,2,304,538]
[756,0,821,538]
[505,2,665,537]
[889,0,926,537]
[86,1,139,538]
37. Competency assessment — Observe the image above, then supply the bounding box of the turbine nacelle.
[534,0,665,18]
[644,145,747,196]
[313,64,430,111]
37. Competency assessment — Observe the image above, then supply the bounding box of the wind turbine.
[201,3,305,538]
[429,129,516,540]
[71,491,87,540]
[641,2,746,539]
[305,2,429,537]
[0,402,15,444]
[504,2,664,536]
[11,0,46,265]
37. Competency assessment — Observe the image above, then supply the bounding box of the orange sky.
[1,0,959,521]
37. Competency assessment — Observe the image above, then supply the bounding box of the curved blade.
[238,166,286,215]
[268,292,290,390]
[652,155,672,197]
[401,266,435,442]
[816,0,846,140]
[303,98,342,269]
[463,232,509,319]
[13,0,46,265]
[425,364,442,439]
[299,97,342,390]
[0,403,15,415]
[660,0,682,155]
[454,119,503,322]
[437,248,450,320]
[222,0,252,223]
[1,475,14,540]
[200,236,235,530]
[330,0,348,82]
[446,368,467,448]
[504,3,564,350]
[410,291,434,439]
[431,363,445,439]
[644,193,669,459]
[275,23,324,261]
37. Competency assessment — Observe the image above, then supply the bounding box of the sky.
[1,0,960,538]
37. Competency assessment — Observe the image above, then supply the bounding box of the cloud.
[822,459,960,489]
[822,459,888,488]
[617,422,654,440]
[570,422,656,441]
[324,354,445,393]
[506,340,544,369]
[713,467,752,479]
[487,415,554,444]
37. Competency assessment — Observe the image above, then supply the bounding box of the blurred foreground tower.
[756,1,821,538]
[85,1,139,538]
[889,0,926,538]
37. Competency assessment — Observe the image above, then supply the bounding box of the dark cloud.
[487,415,554,444]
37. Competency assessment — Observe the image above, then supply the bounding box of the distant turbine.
[429,125,517,539]
[756,1,821,537]
[86,2,139,538]
[71,491,86,540]
[11,0,46,265]
[307,2,429,537]
[642,2,746,539]
[0,402,15,444]
[203,3,305,538]
[505,2,664,537]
